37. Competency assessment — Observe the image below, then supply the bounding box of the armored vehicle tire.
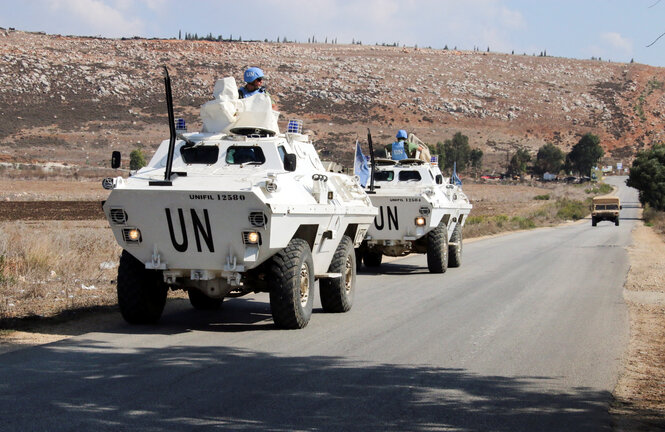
[117,250,168,324]
[354,249,363,271]
[188,289,223,310]
[427,221,449,274]
[269,238,315,329]
[615,218,620,226]
[592,217,597,227]
[363,249,383,267]
[320,235,356,313]
[448,224,463,268]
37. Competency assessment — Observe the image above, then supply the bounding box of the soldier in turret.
[238,67,266,98]
[387,129,418,160]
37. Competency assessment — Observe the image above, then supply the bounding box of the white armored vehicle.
[359,135,472,273]
[102,69,376,328]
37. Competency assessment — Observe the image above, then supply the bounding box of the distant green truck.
[591,196,621,226]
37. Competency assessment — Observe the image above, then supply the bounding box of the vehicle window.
[278,145,287,164]
[595,205,606,210]
[181,145,219,164]
[606,204,618,210]
[399,171,422,181]
[374,171,394,182]
[226,146,266,165]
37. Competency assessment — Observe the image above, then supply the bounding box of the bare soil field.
[1,30,664,175]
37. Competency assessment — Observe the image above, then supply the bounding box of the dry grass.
[643,205,665,238]
[463,180,595,237]
[0,221,121,321]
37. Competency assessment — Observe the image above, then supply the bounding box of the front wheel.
[269,238,315,329]
[427,221,449,274]
[117,250,168,324]
[615,218,620,226]
[320,235,355,313]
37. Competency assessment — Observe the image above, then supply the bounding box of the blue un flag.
[451,161,462,186]
[354,140,370,187]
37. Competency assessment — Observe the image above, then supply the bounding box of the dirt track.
[0,201,104,221]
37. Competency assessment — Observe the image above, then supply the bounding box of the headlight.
[265,180,278,192]
[122,228,142,243]
[243,231,261,245]
[415,217,426,226]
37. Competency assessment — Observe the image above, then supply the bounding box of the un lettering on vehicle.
[165,208,215,253]
[374,206,399,231]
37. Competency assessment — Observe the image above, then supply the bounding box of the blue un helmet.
[396,129,408,139]
[244,67,265,83]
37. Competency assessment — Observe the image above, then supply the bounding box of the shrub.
[585,183,613,195]
[643,205,665,235]
[511,216,536,229]
[556,198,589,220]
[130,149,147,171]
[534,194,550,200]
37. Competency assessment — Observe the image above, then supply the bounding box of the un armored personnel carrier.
[359,149,472,273]
[102,70,376,329]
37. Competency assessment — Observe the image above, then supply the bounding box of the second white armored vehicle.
[359,141,472,273]
[102,70,376,329]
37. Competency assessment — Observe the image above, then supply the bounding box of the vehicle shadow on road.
[2,342,660,431]
[358,262,429,276]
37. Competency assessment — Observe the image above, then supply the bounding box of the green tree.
[507,148,531,177]
[469,148,483,177]
[469,148,483,169]
[627,144,665,210]
[443,132,471,171]
[535,143,564,175]
[130,149,147,171]
[566,133,603,175]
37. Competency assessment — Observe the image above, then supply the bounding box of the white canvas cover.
[200,77,279,135]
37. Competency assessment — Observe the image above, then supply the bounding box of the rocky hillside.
[1,29,664,173]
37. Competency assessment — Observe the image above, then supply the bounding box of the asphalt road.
[0,177,637,431]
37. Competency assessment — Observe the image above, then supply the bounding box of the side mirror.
[111,151,121,169]
[436,174,443,184]
[284,153,297,172]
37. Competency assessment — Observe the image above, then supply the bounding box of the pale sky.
[1,0,664,67]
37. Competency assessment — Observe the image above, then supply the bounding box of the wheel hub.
[344,256,353,294]
[299,262,310,307]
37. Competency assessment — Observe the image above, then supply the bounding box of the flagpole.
[367,128,376,193]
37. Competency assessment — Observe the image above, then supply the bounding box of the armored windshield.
[398,171,422,181]
[374,171,394,182]
[181,145,219,164]
[226,146,266,165]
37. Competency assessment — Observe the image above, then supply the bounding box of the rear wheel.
[188,289,223,310]
[427,221,449,274]
[269,238,315,329]
[448,224,463,268]
[117,250,168,324]
[354,248,363,271]
[363,249,383,267]
[320,236,355,313]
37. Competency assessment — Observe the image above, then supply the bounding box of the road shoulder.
[611,219,665,430]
